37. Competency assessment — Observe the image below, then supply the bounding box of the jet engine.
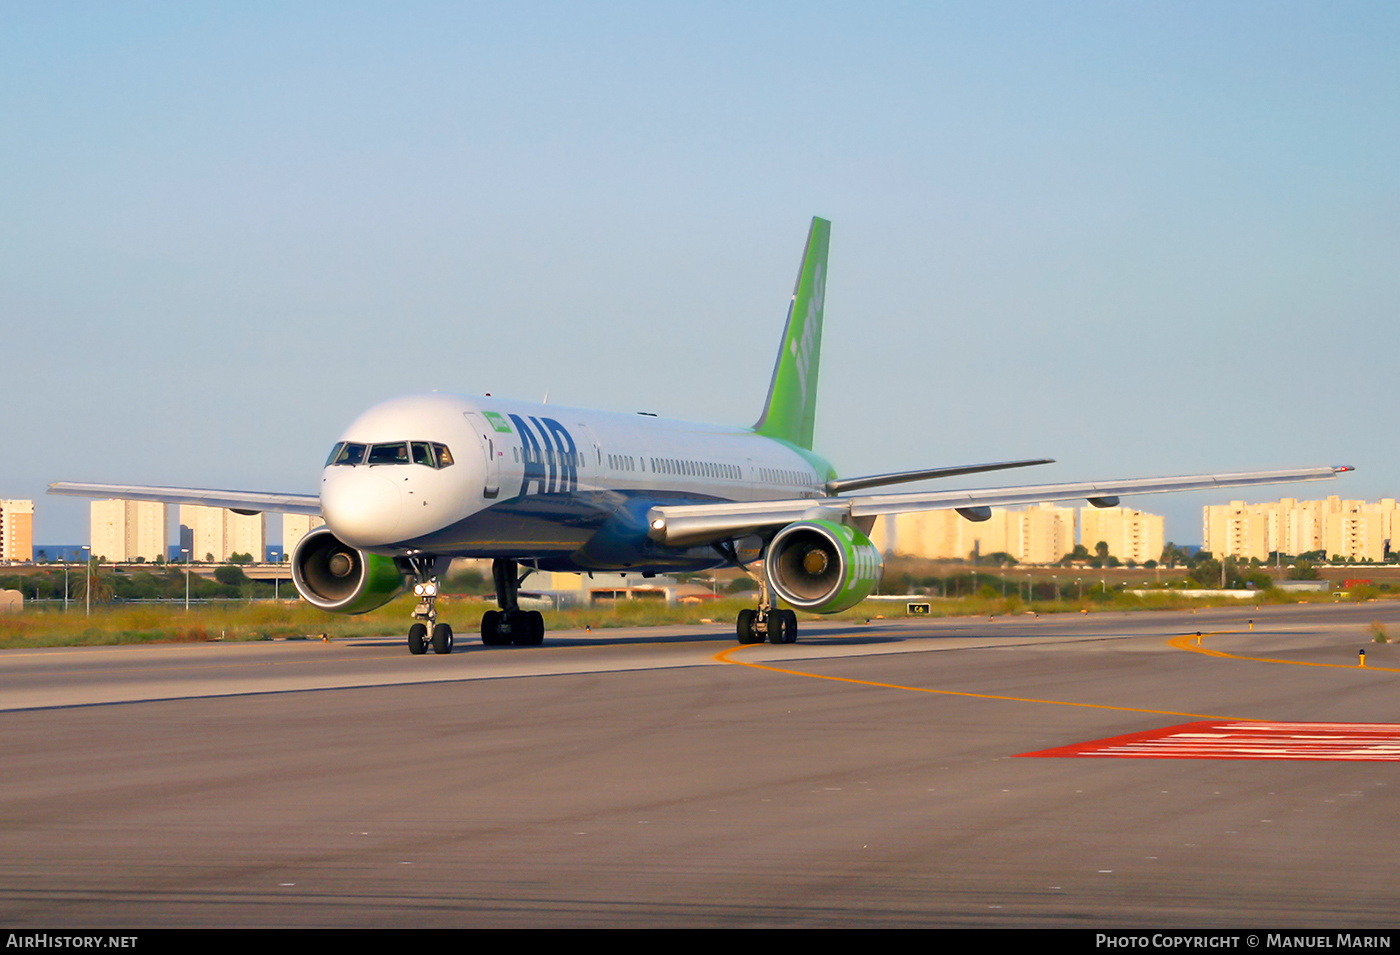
[764,519,883,614]
[290,525,404,614]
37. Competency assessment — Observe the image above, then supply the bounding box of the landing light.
[651,518,666,530]
[413,582,438,597]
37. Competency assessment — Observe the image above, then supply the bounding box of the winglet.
[752,217,831,450]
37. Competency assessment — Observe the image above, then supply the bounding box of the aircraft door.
[574,421,603,487]
[463,413,502,499]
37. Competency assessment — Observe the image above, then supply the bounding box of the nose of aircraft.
[320,469,406,548]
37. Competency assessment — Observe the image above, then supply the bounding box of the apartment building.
[89,499,167,563]
[179,505,266,562]
[282,514,326,559]
[0,500,34,562]
[1202,496,1398,562]
[873,503,1078,564]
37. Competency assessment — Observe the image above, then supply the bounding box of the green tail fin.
[752,217,830,450]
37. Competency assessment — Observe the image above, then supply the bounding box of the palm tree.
[71,560,115,604]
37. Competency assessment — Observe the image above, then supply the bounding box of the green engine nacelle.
[290,526,404,614]
[765,519,883,614]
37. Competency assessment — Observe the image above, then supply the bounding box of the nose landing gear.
[405,556,453,655]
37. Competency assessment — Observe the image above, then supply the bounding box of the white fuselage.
[318,393,828,572]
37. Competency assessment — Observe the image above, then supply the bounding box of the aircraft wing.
[825,457,1053,494]
[645,466,1351,547]
[47,482,321,516]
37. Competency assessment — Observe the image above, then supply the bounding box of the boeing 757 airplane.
[51,218,1351,654]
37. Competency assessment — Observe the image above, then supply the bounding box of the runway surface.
[4,601,1400,928]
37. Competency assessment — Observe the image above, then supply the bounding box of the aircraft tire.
[408,623,428,655]
[514,610,545,647]
[736,609,762,644]
[431,622,454,654]
[503,610,525,645]
[767,611,788,645]
[481,610,509,646]
[776,609,798,644]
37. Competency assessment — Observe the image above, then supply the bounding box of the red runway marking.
[1020,721,1400,761]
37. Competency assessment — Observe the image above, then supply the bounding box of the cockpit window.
[327,442,366,466]
[327,441,453,468]
[410,442,434,467]
[367,442,410,465]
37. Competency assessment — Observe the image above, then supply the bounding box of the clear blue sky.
[4,1,1396,546]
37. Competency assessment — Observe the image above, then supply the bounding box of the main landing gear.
[405,556,453,655]
[734,569,798,645]
[480,558,545,647]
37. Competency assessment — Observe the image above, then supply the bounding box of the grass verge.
[0,589,1386,650]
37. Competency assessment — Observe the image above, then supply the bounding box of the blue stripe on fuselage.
[509,413,581,495]
[539,417,579,493]
[510,413,549,496]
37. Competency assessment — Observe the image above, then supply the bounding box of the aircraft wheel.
[767,611,788,645]
[774,609,798,644]
[408,622,428,655]
[481,610,509,646]
[502,609,535,646]
[431,622,454,654]
[736,608,762,644]
[513,610,545,647]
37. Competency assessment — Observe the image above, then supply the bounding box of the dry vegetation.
[0,585,1381,650]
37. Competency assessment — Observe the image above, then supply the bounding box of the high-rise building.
[874,502,1166,565]
[1014,504,1079,565]
[1079,506,1165,566]
[1203,500,1276,562]
[1203,496,1399,563]
[179,505,266,562]
[872,503,1078,564]
[0,500,34,562]
[89,500,166,563]
[1322,499,1396,563]
[282,514,325,560]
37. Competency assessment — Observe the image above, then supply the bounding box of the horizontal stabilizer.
[48,482,321,516]
[646,466,1351,548]
[827,458,1054,494]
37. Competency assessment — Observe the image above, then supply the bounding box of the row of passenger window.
[613,455,807,485]
[326,441,455,469]
[757,467,810,486]
[513,447,583,467]
[652,457,740,481]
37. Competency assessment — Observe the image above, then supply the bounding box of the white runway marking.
[1022,721,1400,761]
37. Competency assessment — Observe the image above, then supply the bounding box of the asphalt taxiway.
[3,601,1400,927]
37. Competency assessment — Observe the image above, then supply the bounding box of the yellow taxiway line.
[1167,630,1400,672]
[713,643,1237,720]
[717,626,1396,720]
